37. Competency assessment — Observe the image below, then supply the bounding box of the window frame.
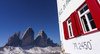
[67,18,74,38]
[78,3,97,34]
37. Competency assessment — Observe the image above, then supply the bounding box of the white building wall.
[57,0,100,54]
[57,0,85,42]
[57,0,85,41]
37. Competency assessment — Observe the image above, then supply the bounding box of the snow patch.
[0,46,61,54]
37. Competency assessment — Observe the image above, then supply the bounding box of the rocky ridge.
[6,31,20,46]
[5,27,59,47]
[35,30,58,47]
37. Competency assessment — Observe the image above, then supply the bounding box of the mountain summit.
[35,30,47,39]
[5,27,59,47]
[2,27,60,54]
[35,30,48,47]
[34,30,58,47]
[20,27,34,47]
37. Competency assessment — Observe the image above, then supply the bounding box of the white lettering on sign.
[58,0,71,17]
[97,0,100,4]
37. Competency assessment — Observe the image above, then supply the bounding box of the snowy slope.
[0,46,61,54]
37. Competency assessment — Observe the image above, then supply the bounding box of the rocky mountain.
[34,30,48,47]
[19,27,34,47]
[5,27,59,47]
[1,27,61,54]
[47,38,58,46]
[5,31,20,46]
[35,30,58,47]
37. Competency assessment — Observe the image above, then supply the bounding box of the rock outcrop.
[34,30,47,47]
[47,38,59,47]
[34,30,58,47]
[6,31,20,46]
[5,27,59,47]
[19,27,34,47]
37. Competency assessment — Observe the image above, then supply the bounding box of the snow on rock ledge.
[0,46,61,54]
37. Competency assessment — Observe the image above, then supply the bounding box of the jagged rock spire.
[34,30,47,47]
[5,27,59,47]
[34,30,58,47]
[20,27,34,47]
[35,30,47,39]
[6,31,20,46]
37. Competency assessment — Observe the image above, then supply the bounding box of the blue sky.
[0,0,60,47]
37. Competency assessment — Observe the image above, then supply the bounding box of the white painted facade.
[57,0,100,54]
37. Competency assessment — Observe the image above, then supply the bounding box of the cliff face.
[6,31,20,46]
[34,30,48,47]
[19,27,34,47]
[5,27,59,47]
[34,30,58,47]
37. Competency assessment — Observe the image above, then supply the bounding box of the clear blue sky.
[0,0,60,47]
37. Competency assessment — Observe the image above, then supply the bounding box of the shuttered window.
[78,3,97,33]
[86,0,100,30]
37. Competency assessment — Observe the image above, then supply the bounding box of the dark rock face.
[5,27,59,47]
[6,31,20,46]
[47,38,53,46]
[34,30,47,47]
[47,38,59,47]
[34,30,58,47]
[19,27,34,47]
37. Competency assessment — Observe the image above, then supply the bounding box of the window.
[78,4,97,33]
[67,18,74,38]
